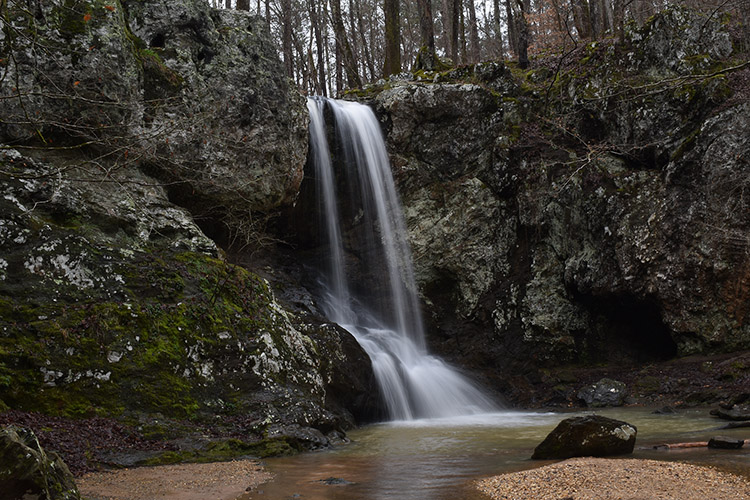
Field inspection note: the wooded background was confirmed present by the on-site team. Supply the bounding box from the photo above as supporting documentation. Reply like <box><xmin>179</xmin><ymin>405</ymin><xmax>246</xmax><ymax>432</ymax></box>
<box><xmin>216</xmin><ymin>0</ymin><xmax>748</xmax><ymax>96</ymax></box>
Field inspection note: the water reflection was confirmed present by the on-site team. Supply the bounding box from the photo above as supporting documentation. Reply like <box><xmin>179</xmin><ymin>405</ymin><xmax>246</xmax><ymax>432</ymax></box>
<box><xmin>243</xmin><ymin>408</ymin><xmax>749</xmax><ymax>500</ymax></box>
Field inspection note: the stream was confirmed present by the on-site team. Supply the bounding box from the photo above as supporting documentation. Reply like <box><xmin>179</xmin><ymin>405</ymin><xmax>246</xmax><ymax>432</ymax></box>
<box><xmin>242</xmin><ymin>408</ymin><xmax>749</xmax><ymax>500</ymax></box>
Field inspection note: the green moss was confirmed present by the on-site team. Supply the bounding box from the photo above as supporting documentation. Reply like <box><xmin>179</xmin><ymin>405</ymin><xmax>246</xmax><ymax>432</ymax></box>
<box><xmin>138</xmin><ymin>47</ymin><xmax>184</xmax><ymax>97</ymax></box>
<box><xmin>0</xmin><ymin>247</ymin><xmax>279</xmax><ymax>420</ymax></box>
<box><xmin>58</xmin><ymin>0</ymin><xmax>92</xmax><ymax>38</ymax></box>
<box><xmin>670</xmin><ymin>127</ymin><xmax>701</xmax><ymax>162</ymax></box>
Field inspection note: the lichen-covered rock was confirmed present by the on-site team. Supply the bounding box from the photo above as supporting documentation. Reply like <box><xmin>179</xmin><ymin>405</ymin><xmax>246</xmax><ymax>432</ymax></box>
<box><xmin>0</xmin><ymin>425</ymin><xmax>80</xmax><ymax>500</ymax></box>
<box><xmin>531</xmin><ymin>415</ymin><xmax>637</xmax><ymax>459</ymax></box>
<box><xmin>366</xmin><ymin>6</ymin><xmax>750</xmax><ymax>396</ymax></box>
<box><xmin>0</xmin><ymin>146</ymin><xmax>376</xmax><ymax>442</ymax></box>
<box><xmin>0</xmin><ymin>0</ymin><xmax>307</xmax><ymax>224</ymax></box>
<box><xmin>577</xmin><ymin>378</ymin><xmax>628</xmax><ymax>407</ymax></box>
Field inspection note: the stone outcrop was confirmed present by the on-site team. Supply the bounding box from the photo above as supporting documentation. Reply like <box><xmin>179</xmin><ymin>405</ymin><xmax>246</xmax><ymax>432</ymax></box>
<box><xmin>0</xmin><ymin>0</ymin><xmax>307</xmax><ymax>226</ymax></box>
<box><xmin>0</xmin><ymin>0</ymin><xmax>377</xmax><ymax>459</ymax></box>
<box><xmin>0</xmin><ymin>144</ymin><xmax>377</xmax><ymax>439</ymax></box>
<box><xmin>532</xmin><ymin>415</ymin><xmax>637</xmax><ymax>459</ymax></box>
<box><xmin>0</xmin><ymin>426</ymin><xmax>80</xmax><ymax>500</ymax></box>
<box><xmin>359</xmin><ymin>7</ymin><xmax>750</xmax><ymax>398</ymax></box>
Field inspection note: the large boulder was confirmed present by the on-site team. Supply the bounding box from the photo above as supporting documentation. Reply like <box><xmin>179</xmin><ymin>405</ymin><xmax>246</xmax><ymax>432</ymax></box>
<box><xmin>577</xmin><ymin>378</ymin><xmax>628</xmax><ymax>407</ymax></box>
<box><xmin>0</xmin><ymin>146</ymin><xmax>377</xmax><ymax>441</ymax></box>
<box><xmin>0</xmin><ymin>426</ymin><xmax>80</xmax><ymax>500</ymax></box>
<box><xmin>532</xmin><ymin>415</ymin><xmax>637</xmax><ymax>459</ymax></box>
<box><xmin>0</xmin><ymin>0</ymin><xmax>307</xmax><ymax>228</ymax></box>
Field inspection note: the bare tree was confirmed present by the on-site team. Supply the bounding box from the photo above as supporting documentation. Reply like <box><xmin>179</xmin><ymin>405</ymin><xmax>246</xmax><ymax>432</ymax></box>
<box><xmin>416</xmin><ymin>0</ymin><xmax>438</xmax><ymax>70</ymax></box>
<box><xmin>384</xmin><ymin>0</ymin><xmax>401</xmax><ymax>76</ymax></box>
<box><xmin>467</xmin><ymin>0</ymin><xmax>481</xmax><ymax>63</ymax></box>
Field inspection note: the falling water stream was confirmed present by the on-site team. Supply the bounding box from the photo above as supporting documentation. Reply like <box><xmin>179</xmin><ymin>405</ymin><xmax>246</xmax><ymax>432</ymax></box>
<box><xmin>242</xmin><ymin>99</ymin><xmax>750</xmax><ymax>500</ymax></box>
<box><xmin>305</xmin><ymin>97</ymin><xmax>497</xmax><ymax>420</ymax></box>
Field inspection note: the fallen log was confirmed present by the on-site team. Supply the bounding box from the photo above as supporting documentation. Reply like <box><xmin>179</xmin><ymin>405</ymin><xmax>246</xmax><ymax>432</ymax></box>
<box><xmin>652</xmin><ymin>441</ymin><xmax>708</xmax><ymax>450</ymax></box>
<box><xmin>652</xmin><ymin>438</ymin><xmax>749</xmax><ymax>450</ymax></box>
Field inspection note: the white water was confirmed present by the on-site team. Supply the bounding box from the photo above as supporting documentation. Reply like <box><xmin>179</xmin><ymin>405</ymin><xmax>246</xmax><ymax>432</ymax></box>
<box><xmin>306</xmin><ymin>97</ymin><xmax>498</xmax><ymax>421</ymax></box>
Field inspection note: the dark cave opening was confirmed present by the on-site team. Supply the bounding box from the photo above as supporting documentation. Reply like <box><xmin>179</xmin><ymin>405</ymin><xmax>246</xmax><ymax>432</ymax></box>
<box><xmin>574</xmin><ymin>293</ymin><xmax>678</xmax><ymax>364</ymax></box>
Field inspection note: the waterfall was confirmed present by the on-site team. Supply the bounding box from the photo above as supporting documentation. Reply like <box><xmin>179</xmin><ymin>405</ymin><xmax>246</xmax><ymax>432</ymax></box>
<box><xmin>306</xmin><ymin>97</ymin><xmax>497</xmax><ymax>421</ymax></box>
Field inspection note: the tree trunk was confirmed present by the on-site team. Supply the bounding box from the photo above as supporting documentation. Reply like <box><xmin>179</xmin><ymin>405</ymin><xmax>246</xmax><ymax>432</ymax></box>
<box><xmin>416</xmin><ymin>0</ymin><xmax>437</xmax><ymax>70</ymax></box>
<box><xmin>516</xmin><ymin>0</ymin><xmax>529</xmax><ymax>68</ymax></box>
<box><xmin>613</xmin><ymin>0</ymin><xmax>625</xmax><ymax>42</ymax></box>
<box><xmin>451</xmin><ymin>0</ymin><xmax>460</xmax><ymax>64</ymax></box>
<box><xmin>225</xmin><ymin>0</ymin><xmax>231</xmax><ymax>9</ymax></box>
<box><xmin>493</xmin><ymin>0</ymin><xmax>504</xmax><ymax>58</ymax></box>
<box><xmin>236</xmin><ymin>0</ymin><xmax>250</xmax><ymax>10</ymax></box>
<box><xmin>281</xmin><ymin>0</ymin><xmax>294</xmax><ymax>79</ymax></box>
<box><xmin>459</xmin><ymin>0</ymin><xmax>467</xmax><ymax>64</ymax></box>
<box><xmin>505</xmin><ymin>0</ymin><xmax>517</xmax><ymax>56</ymax></box>
<box><xmin>441</xmin><ymin>0</ymin><xmax>460</xmax><ymax>65</ymax></box>
<box><xmin>572</xmin><ymin>0</ymin><xmax>591</xmax><ymax>39</ymax></box>
<box><xmin>308</xmin><ymin>0</ymin><xmax>327</xmax><ymax>96</ymax></box>
<box><xmin>354</xmin><ymin>0</ymin><xmax>376</xmax><ymax>81</ymax></box>
<box><xmin>332</xmin><ymin>0</ymin><xmax>362</xmax><ymax>88</ymax></box>
<box><xmin>589</xmin><ymin>0</ymin><xmax>603</xmax><ymax>38</ymax></box>
<box><xmin>383</xmin><ymin>0</ymin><xmax>401</xmax><ymax>76</ymax></box>
<box><xmin>467</xmin><ymin>0</ymin><xmax>480</xmax><ymax>63</ymax></box>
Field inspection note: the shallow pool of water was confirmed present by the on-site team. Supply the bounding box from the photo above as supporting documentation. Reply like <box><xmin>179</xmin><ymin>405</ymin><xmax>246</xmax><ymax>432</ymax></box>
<box><xmin>243</xmin><ymin>408</ymin><xmax>750</xmax><ymax>500</ymax></box>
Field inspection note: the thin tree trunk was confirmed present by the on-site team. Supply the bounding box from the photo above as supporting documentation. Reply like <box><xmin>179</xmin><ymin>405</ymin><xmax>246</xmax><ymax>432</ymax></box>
<box><xmin>383</xmin><ymin>0</ymin><xmax>401</xmax><ymax>76</ymax></box>
<box><xmin>281</xmin><ymin>0</ymin><xmax>294</xmax><ymax>79</ymax></box>
<box><xmin>236</xmin><ymin>0</ymin><xmax>250</xmax><ymax>10</ymax></box>
<box><xmin>309</xmin><ymin>0</ymin><xmax>327</xmax><ymax>95</ymax></box>
<box><xmin>459</xmin><ymin>0</ymin><xmax>467</xmax><ymax>64</ymax></box>
<box><xmin>332</xmin><ymin>0</ymin><xmax>362</xmax><ymax>87</ymax></box>
<box><xmin>613</xmin><ymin>0</ymin><xmax>625</xmax><ymax>42</ymax></box>
<box><xmin>572</xmin><ymin>0</ymin><xmax>591</xmax><ymax>39</ymax></box>
<box><xmin>225</xmin><ymin>0</ymin><xmax>231</xmax><ymax>9</ymax></box>
<box><xmin>505</xmin><ymin>0</ymin><xmax>517</xmax><ymax>56</ymax></box>
<box><xmin>589</xmin><ymin>0</ymin><xmax>603</xmax><ymax>38</ymax></box>
<box><xmin>467</xmin><ymin>0</ymin><xmax>480</xmax><ymax>63</ymax></box>
<box><xmin>354</xmin><ymin>0</ymin><xmax>376</xmax><ymax>80</ymax></box>
<box><xmin>416</xmin><ymin>0</ymin><xmax>437</xmax><ymax>70</ymax></box>
<box><xmin>493</xmin><ymin>0</ymin><xmax>504</xmax><ymax>58</ymax></box>
<box><xmin>516</xmin><ymin>0</ymin><xmax>529</xmax><ymax>68</ymax></box>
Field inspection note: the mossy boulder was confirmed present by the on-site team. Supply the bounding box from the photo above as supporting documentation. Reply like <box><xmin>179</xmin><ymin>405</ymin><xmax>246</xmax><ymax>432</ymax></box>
<box><xmin>532</xmin><ymin>416</ymin><xmax>637</xmax><ymax>460</ymax></box>
<box><xmin>0</xmin><ymin>425</ymin><xmax>80</xmax><ymax>500</ymax></box>
<box><xmin>0</xmin><ymin>146</ymin><xmax>377</xmax><ymax>441</ymax></box>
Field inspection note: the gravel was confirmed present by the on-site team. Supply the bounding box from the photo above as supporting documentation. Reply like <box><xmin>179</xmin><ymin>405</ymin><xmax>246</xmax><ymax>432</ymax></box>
<box><xmin>476</xmin><ymin>457</ymin><xmax>750</xmax><ymax>500</ymax></box>
<box><xmin>77</xmin><ymin>460</ymin><xmax>273</xmax><ymax>500</ymax></box>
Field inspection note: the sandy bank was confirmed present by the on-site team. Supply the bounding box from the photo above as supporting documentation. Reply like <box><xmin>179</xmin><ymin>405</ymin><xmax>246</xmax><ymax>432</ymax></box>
<box><xmin>476</xmin><ymin>457</ymin><xmax>750</xmax><ymax>500</ymax></box>
<box><xmin>77</xmin><ymin>460</ymin><xmax>272</xmax><ymax>500</ymax></box>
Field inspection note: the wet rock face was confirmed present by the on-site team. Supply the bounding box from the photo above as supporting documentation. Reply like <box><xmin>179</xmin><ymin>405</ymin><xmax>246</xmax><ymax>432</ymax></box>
<box><xmin>370</xmin><ymin>7</ymin><xmax>750</xmax><ymax>383</ymax></box>
<box><xmin>532</xmin><ymin>416</ymin><xmax>637</xmax><ymax>460</ymax></box>
<box><xmin>0</xmin><ymin>426</ymin><xmax>80</xmax><ymax>500</ymax></box>
<box><xmin>0</xmin><ymin>0</ymin><xmax>307</xmax><ymax>225</ymax></box>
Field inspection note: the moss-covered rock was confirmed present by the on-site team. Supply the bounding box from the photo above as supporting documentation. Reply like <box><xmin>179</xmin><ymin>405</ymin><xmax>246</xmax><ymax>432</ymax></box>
<box><xmin>0</xmin><ymin>425</ymin><xmax>81</xmax><ymax>500</ymax></box>
<box><xmin>0</xmin><ymin>146</ymin><xmax>376</xmax><ymax>449</ymax></box>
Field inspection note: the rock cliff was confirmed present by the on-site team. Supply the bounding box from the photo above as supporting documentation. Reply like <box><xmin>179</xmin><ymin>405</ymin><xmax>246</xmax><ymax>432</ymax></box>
<box><xmin>360</xmin><ymin>7</ymin><xmax>750</xmax><ymax>402</ymax></box>
<box><xmin>0</xmin><ymin>0</ymin><xmax>377</xmax><ymax>458</ymax></box>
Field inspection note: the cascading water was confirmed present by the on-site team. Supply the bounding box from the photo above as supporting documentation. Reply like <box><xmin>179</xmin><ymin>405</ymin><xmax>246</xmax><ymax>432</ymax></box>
<box><xmin>306</xmin><ymin>97</ymin><xmax>497</xmax><ymax>421</ymax></box>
